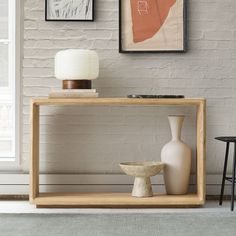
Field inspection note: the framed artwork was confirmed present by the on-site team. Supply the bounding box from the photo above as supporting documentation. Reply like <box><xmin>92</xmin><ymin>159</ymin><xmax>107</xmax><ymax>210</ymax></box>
<box><xmin>45</xmin><ymin>0</ymin><xmax>94</xmax><ymax>21</ymax></box>
<box><xmin>119</xmin><ymin>0</ymin><xmax>187</xmax><ymax>53</ymax></box>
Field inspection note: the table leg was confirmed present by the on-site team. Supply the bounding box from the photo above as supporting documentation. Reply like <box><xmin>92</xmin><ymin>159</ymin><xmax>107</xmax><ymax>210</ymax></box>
<box><xmin>220</xmin><ymin>142</ymin><xmax>229</xmax><ymax>205</ymax></box>
<box><xmin>231</xmin><ymin>143</ymin><xmax>236</xmax><ymax>211</ymax></box>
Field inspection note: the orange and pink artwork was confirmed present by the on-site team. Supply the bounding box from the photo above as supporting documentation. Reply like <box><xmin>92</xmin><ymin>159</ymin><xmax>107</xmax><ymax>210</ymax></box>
<box><xmin>120</xmin><ymin>0</ymin><xmax>186</xmax><ymax>52</ymax></box>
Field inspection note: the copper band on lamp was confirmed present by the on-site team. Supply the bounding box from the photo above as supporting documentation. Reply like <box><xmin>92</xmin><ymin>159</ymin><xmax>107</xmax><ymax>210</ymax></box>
<box><xmin>63</xmin><ymin>80</ymin><xmax>92</xmax><ymax>89</ymax></box>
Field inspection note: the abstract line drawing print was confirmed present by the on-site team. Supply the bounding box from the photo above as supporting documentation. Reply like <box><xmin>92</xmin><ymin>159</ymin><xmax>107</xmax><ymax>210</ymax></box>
<box><xmin>137</xmin><ymin>1</ymin><xmax>149</xmax><ymax>15</ymax></box>
<box><xmin>48</xmin><ymin>0</ymin><xmax>93</xmax><ymax>20</ymax></box>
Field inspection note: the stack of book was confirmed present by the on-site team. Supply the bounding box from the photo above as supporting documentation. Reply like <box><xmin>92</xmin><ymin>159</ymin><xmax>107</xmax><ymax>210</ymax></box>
<box><xmin>49</xmin><ymin>89</ymin><xmax>98</xmax><ymax>98</ymax></box>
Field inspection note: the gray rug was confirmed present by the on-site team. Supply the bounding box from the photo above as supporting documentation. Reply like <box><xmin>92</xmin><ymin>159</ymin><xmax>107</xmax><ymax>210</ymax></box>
<box><xmin>0</xmin><ymin>213</ymin><xmax>236</xmax><ymax>236</ymax></box>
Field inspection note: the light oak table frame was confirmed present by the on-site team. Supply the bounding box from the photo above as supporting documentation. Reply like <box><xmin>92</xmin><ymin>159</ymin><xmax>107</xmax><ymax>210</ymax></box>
<box><xmin>30</xmin><ymin>98</ymin><xmax>206</xmax><ymax>208</ymax></box>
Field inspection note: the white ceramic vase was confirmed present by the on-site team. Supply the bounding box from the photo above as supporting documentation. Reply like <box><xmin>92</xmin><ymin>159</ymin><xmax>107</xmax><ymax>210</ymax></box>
<box><xmin>161</xmin><ymin>115</ymin><xmax>191</xmax><ymax>195</ymax></box>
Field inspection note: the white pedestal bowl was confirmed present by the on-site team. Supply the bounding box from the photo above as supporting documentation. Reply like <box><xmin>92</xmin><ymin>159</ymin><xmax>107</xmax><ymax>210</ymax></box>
<box><xmin>119</xmin><ymin>162</ymin><xmax>164</xmax><ymax>197</ymax></box>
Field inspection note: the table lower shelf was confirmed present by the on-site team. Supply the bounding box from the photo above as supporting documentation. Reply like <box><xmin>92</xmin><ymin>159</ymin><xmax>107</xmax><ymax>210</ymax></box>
<box><xmin>33</xmin><ymin>193</ymin><xmax>204</xmax><ymax>208</ymax></box>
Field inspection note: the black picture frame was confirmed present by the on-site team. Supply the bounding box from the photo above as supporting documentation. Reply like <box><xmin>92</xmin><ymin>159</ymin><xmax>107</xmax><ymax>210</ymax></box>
<box><xmin>119</xmin><ymin>0</ymin><xmax>187</xmax><ymax>53</ymax></box>
<box><xmin>45</xmin><ymin>0</ymin><xmax>95</xmax><ymax>21</ymax></box>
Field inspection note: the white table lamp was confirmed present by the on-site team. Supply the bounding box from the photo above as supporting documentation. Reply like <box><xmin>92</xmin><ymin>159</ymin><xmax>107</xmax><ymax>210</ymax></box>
<box><xmin>55</xmin><ymin>49</ymin><xmax>99</xmax><ymax>89</ymax></box>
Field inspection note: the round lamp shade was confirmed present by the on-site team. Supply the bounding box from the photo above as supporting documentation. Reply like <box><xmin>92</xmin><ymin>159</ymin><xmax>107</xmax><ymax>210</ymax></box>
<box><xmin>55</xmin><ymin>49</ymin><xmax>99</xmax><ymax>81</ymax></box>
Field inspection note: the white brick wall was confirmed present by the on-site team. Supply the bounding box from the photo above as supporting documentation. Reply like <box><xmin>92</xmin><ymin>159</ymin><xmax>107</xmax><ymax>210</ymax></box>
<box><xmin>22</xmin><ymin>0</ymin><xmax>236</xmax><ymax>176</ymax></box>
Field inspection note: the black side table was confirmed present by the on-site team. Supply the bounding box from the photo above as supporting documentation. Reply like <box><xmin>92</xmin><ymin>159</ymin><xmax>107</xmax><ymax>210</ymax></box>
<box><xmin>215</xmin><ymin>136</ymin><xmax>236</xmax><ymax>211</ymax></box>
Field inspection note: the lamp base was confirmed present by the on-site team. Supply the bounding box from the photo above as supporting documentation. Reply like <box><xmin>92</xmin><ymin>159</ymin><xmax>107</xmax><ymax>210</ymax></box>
<box><xmin>63</xmin><ymin>80</ymin><xmax>92</xmax><ymax>89</ymax></box>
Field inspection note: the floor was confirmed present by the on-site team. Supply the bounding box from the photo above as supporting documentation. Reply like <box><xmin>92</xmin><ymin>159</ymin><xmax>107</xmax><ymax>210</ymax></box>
<box><xmin>0</xmin><ymin>200</ymin><xmax>233</xmax><ymax>213</ymax></box>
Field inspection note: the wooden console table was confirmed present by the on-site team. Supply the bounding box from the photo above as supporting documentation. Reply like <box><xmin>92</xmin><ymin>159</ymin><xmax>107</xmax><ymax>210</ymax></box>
<box><xmin>30</xmin><ymin>98</ymin><xmax>206</xmax><ymax>208</ymax></box>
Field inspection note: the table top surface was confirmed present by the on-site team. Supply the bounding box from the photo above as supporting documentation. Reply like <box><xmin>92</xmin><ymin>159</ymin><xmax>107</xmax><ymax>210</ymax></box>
<box><xmin>215</xmin><ymin>137</ymin><xmax>236</xmax><ymax>142</ymax></box>
<box><xmin>32</xmin><ymin>97</ymin><xmax>206</xmax><ymax>106</ymax></box>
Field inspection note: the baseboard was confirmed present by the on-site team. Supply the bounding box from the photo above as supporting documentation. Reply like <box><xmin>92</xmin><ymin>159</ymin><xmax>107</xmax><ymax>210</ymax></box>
<box><xmin>0</xmin><ymin>195</ymin><xmax>233</xmax><ymax>201</ymax></box>
<box><xmin>0</xmin><ymin>173</ymin><xmax>228</xmax><ymax>195</ymax></box>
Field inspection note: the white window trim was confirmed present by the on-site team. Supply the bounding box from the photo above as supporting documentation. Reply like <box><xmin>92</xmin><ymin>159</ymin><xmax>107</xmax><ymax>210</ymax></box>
<box><xmin>0</xmin><ymin>0</ymin><xmax>22</xmax><ymax>170</ymax></box>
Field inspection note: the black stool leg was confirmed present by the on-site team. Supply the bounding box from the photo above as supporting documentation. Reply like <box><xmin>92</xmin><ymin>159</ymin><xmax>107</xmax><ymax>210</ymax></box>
<box><xmin>231</xmin><ymin>143</ymin><xmax>236</xmax><ymax>211</ymax></box>
<box><xmin>220</xmin><ymin>142</ymin><xmax>229</xmax><ymax>205</ymax></box>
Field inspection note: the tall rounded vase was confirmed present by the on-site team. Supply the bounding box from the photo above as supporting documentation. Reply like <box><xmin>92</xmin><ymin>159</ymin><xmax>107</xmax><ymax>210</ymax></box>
<box><xmin>161</xmin><ymin>115</ymin><xmax>191</xmax><ymax>195</ymax></box>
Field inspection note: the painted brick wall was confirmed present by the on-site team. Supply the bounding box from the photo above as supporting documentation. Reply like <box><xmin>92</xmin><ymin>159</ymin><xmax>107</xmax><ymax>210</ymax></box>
<box><xmin>23</xmin><ymin>0</ymin><xmax>236</xmax><ymax>175</ymax></box>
